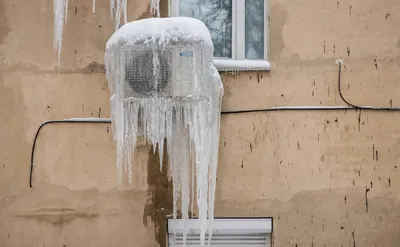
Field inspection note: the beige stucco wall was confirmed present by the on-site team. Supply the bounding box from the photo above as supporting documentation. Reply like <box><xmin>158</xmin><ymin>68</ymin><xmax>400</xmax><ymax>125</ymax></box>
<box><xmin>1</xmin><ymin>0</ymin><xmax>400</xmax><ymax>246</ymax></box>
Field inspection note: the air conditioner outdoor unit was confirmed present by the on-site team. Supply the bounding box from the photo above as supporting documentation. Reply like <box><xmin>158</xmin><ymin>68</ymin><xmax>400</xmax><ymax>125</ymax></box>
<box><xmin>121</xmin><ymin>43</ymin><xmax>206</xmax><ymax>136</ymax></box>
<box><xmin>106</xmin><ymin>17</ymin><xmax>216</xmax><ymax>103</ymax></box>
<box><xmin>123</xmin><ymin>46</ymin><xmax>198</xmax><ymax>98</ymax></box>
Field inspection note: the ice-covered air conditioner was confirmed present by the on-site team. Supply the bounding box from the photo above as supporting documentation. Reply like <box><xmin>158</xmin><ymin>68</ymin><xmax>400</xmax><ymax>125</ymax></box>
<box><xmin>105</xmin><ymin>17</ymin><xmax>224</xmax><ymax>247</ymax></box>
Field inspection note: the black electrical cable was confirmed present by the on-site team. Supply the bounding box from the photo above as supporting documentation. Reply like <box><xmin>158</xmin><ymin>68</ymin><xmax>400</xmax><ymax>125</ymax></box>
<box><xmin>337</xmin><ymin>63</ymin><xmax>400</xmax><ymax>111</ymax></box>
<box><xmin>28</xmin><ymin>62</ymin><xmax>400</xmax><ymax>187</ymax></box>
<box><xmin>29</xmin><ymin>119</ymin><xmax>111</xmax><ymax>187</ymax></box>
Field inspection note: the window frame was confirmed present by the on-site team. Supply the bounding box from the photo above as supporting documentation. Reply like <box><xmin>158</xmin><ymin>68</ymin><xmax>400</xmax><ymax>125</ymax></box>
<box><xmin>169</xmin><ymin>0</ymin><xmax>271</xmax><ymax>71</ymax></box>
<box><xmin>167</xmin><ymin>217</ymin><xmax>273</xmax><ymax>247</ymax></box>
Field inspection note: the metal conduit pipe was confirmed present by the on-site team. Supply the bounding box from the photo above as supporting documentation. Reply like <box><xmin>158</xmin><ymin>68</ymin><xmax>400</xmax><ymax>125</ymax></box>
<box><xmin>28</xmin><ymin>62</ymin><xmax>400</xmax><ymax>187</ymax></box>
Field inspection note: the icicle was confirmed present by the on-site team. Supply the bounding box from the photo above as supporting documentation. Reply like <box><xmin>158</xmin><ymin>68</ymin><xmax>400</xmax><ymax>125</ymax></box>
<box><xmin>110</xmin><ymin>0</ymin><xmax>115</xmax><ymax>20</ymax></box>
<box><xmin>115</xmin><ymin>0</ymin><xmax>122</xmax><ymax>30</ymax></box>
<box><xmin>124</xmin><ymin>0</ymin><xmax>128</xmax><ymax>24</ymax></box>
<box><xmin>65</xmin><ymin>0</ymin><xmax>68</xmax><ymax>22</ymax></box>
<box><xmin>207</xmin><ymin>76</ymin><xmax>223</xmax><ymax>246</ymax></box>
<box><xmin>109</xmin><ymin>0</ymin><xmax>129</xmax><ymax>31</ymax></box>
<box><xmin>180</xmin><ymin>119</ymin><xmax>190</xmax><ymax>246</ymax></box>
<box><xmin>150</xmin><ymin>0</ymin><xmax>160</xmax><ymax>17</ymax></box>
<box><xmin>54</xmin><ymin>0</ymin><xmax>68</xmax><ymax>72</ymax></box>
<box><xmin>171</xmin><ymin>107</ymin><xmax>182</xmax><ymax>225</ymax></box>
<box><xmin>190</xmin><ymin>138</ymin><xmax>195</xmax><ymax>219</ymax></box>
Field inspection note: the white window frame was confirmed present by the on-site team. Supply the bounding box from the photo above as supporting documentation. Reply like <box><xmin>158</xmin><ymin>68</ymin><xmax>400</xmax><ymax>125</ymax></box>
<box><xmin>169</xmin><ymin>0</ymin><xmax>271</xmax><ymax>71</ymax></box>
<box><xmin>167</xmin><ymin>218</ymin><xmax>273</xmax><ymax>247</ymax></box>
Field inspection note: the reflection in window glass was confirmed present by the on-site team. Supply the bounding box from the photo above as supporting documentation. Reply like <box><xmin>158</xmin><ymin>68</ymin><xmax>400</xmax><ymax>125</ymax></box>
<box><xmin>179</xmin><ymin>0</ymin><xmax>232</xmax><ymax>58</ymax></box>
<box><xmin>245</xmin><ymin>0</ymin><xmax>264</xmax><ymax>59</ymax></box>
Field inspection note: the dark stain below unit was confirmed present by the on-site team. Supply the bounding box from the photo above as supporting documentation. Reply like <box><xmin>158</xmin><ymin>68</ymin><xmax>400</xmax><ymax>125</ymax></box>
<box><xmin>80</xmin><ymin>61</ymin><xmax>106</xmax><ymax>74</ymax></box>
<box><xmin>143</xmin><ymin>143</ymin><xmax>173</xmax><ymax>247</ymax></box>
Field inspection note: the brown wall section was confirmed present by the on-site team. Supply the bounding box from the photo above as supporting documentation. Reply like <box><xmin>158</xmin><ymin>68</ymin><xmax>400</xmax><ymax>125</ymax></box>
<box><xmin>1</xmin><ymin>0</ymin><xmax>400</xmax><ymax>246</ymax></box>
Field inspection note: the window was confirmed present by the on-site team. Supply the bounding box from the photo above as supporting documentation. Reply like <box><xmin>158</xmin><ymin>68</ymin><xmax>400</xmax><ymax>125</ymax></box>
<box><xmin>169</xmin><ymin>0</ymin><xmax>270</xmax><ymax>71</ymax></box>
<box><xmin>167</xmin><ymin>218</ymin><xmax>273</xmax><ymax>247</ymax></box>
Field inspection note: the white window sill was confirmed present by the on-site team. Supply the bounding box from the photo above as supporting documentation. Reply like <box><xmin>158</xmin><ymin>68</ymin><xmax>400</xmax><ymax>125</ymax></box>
<box><xmin>213</xmin><ymin>59</ymin><xmax>271</xmax><ymax>71</ymax></box>
<box><xmin>168</xmin><ymin>218</ymin><xmax>272</xmax><ymax>234</ymax></box>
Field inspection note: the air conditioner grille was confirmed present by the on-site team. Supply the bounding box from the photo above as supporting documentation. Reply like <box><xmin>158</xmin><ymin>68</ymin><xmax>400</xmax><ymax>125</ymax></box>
<box><xmin>124</xmin><ymin>48</ymin><xmax>172</xmax><ymax>96</ymax></box>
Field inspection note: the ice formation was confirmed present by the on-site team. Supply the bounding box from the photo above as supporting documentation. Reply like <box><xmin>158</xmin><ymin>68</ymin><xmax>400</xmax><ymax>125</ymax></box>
<box><xmin>150</xmin><ymin>0</ymin><xmax>161</xmax><ymax>17</ymax></box>
<box><xmin>105</xmin><ymin>17</ymin><xmax>223</xmax><ymax>246</ymax></box>
<box><xmin>53</xmin><ymin>0</ymin><xmax>161</xmax><ymax>69</ymax></box>
<box><xmin>110</xmin><ymin>0</ymin><xmax>128</xmax><ymax>31</ymax></box>
<box><xmin>54</xmin><ymin>0</ymin><xmax>68</xmax><ymax>71</ymax></box>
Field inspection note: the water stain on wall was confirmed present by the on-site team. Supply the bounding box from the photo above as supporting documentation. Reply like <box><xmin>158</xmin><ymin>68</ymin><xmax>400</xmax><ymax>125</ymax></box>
<box><xmin>269</xmin><ymin>4</ymin><xmax>288</xmax><ymax>60</ymax></box>
<box><xmin>0</xmin><ymin>1</ymin><xmax>11</xmax><ymax>44</ymax></box>
<box><xmin>13</xmin><ymin>208</ymin><xmax>99</xmax><ymax>225</ymax></box>
<box><xmin>143</xmin><ymin>143</ymin><xmax>173</xmax><ymax>247</ymax></box>
<box><xmin>397</xmin><ymin>36</ymin><xmax>400</xmax><ymax>49</ymax></box>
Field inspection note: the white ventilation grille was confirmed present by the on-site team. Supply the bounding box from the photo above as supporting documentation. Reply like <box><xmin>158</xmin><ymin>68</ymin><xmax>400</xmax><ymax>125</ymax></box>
<box><xmin>167</xmin><ymin>218</ymin><xmax>272</xmax><ymax>247</ymax></box>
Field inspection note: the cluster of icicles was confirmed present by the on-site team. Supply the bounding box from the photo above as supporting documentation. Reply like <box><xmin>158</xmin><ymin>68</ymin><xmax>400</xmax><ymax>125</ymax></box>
<box><xmin>104</xmin><ymin>16</ymin><xmax>223</xmax><ymax>246</ymax></box>
<box><xmin>110</xmin><ymin>96</ymin><xmax>221</xmax><ymax>246</ymax></box>
<box><xmin>53</xmin><ymin>0</ymin><xmax>160</xmax><ymax>70</ymax></box>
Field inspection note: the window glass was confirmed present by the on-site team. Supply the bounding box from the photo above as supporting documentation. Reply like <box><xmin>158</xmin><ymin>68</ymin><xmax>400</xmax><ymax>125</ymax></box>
<box><xmin>179</xmin><ymin>0</ymin><xmax>233</xmax><ymax>58</ymax></box>
<box><xmin>245</xmin><ymin>0</ymin><xmax>264</xmax><ymax>59</ymax></box>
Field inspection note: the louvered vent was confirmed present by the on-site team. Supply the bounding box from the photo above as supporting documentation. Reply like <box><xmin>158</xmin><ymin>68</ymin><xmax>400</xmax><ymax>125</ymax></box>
<box><xmin>168</xmin><ymin>218</ymin><xmax>272</xmax><ymax>247</ymax></box>
<box><xmin>170</xmin><ymin>233</ymin><xmax>269</xmax><ymax>247</ymax></box>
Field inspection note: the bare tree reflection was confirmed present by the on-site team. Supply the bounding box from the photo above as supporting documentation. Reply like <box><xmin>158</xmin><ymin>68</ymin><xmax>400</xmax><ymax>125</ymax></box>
<box><xmin>180</xmin><ymin>0</ymin><xmax>232</xmax><ymax>58</ymax></box>
<box><xmin>245</xmin><ymin>0</ymin><xmax>264</xmax><ymax>59</ymax></box>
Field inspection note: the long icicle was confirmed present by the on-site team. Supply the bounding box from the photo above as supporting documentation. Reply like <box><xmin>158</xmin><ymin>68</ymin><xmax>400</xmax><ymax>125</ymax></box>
<box><xmin>54</xmin><ymin>0</ymin><xmax>68</xmax><ymax>72</ymax></box>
